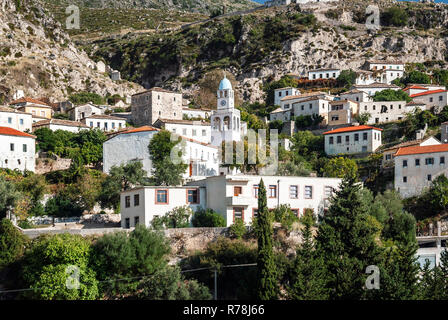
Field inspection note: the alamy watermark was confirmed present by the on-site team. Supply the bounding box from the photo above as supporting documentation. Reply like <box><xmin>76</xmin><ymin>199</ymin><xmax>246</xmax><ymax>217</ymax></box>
<box><xmin>66</xmin><ymin>5</ymin><xmax>80</xmax><ymax>30</ymax></box>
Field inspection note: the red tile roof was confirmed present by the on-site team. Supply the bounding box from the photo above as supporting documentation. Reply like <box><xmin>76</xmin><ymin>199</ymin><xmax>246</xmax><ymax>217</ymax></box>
<box><xmin>9</xmin><ymin>97</ymin><xmax>49</xmax><ymax>106</ymax></box>
<box><xmin>0</xmin><ymin>126</ymin><xmax>36</xmax><ymax>138</ymax></box>
<box><xmin>403</xmin><ymin>85</ymin><xmax>428</xmax><ymax>91</ymax></box>
<box><xmin>122</xmin><ymin>126</ymin><xmax>160</xmax><ymax>134</ymax></box>
<box><xmin>410</xmin><ymin>89</ymin><xmax>447</xmax><ymax>98</ymax></box>
<box><xmin>323</xmin><ymin>125</ymin><xmax>382</xmax><ymax>135</ymax></box>
<box><xmin>395</xmin><ymin>144</ymin><xmax>448</xmax><ymax>156</ymax></box>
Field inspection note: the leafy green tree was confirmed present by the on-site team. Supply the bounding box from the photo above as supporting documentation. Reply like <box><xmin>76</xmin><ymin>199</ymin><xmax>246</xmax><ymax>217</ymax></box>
<box><xmin>382</xmin><ymin>7</ymin><xmax>408</xmax><ymax>27</ymax></box>
<box><xmin>44</xmin><ymin>191</ymin><xmax>84</xmax><ymax>217</ymax></box>
<box><xmin>21</xmin><ymin>234</ymin><xmax>99</xmax><ymax>300</ymax></box>
<box><xmin>99</xmin><ymin>161</ymin><xmax>147</xmax><ymax>210</ymax></box>
<box><xmin>0</xmin><ymin>218</ymin><xmax>26</xmax><ymax>269</ymax></box>
<box><xmin>229</xmin><ymin>218</ymin><xmax>247</xmax><ymax>239</ymax></box>
<box><xmin>138</xmin><ymin>266</ymin><xmax>211</xmax><ymax>300</ymax></box>
<box><xmin>321</xmin><ymin>157</ymin><xmax>358</xmax><ymax>179</ymax></box>
<box><xmin>289</xmin><ymin>213</ymin><xmax>328</xmax><ymax>300</ymax></box>
<box><xmin>148</xmin><ymin>130</ymin><xmax>188</xmax><ymax>186</ymax></box>
<box><xmin>151</xmin><ymin>206</ymin><xmax>192</xmax><ymax>229</ymax></box>
<box><xmin>337</xmin><ymin>69</ymin><xmax>357</xmax><ymax>89</ymax></box>
<box><xmin>402</xmin><ymin>70</ymin><xmax>431</xmax><ymax>85</ymax></box>
<box><xmin>256</xmin><ymin>179</ymin><xmax>278</xmax><ymax>300</ymax></box>
<box><xmin>272</xmin><ymin>204</ymin><xmax>298</xmax><ymax>230</ymax></box>
<box><xmin>372</xmin><ymin>89</ymin><xmax>411</xmax><ymax>103</ymax></box>
<box><xmin>69</xmin><ymin>92</ymin><xmax>105</xmax><ymax>105</ymax></box>
<box><xmin>75</xmin><ymin>129</ymin><xmax>107</xmax><ymax>166</ymax></box>
<box><xmin>192</xmin><ymin>208</ymin><xmax>226</xmax><ymax>227</ymax></box>
<box><xmin>90</xmin><ymin>225</ymin><xmax>170</xmax><ymax>296</ymax></box>
<box><xmin>276</xmin><ymin>160</ymin><xmax>311</xmax><ymax>176</ymax></box>
<box><xmin>0</xmin><ymin>176</ymin><xmax>21</xmax><ymax>218</ymax></box>
<box><xmin>355</xmin><ymin>112</ymin><xmax>371</xmax><ymax>125</ymax></box>
<box><xmin>316</xmin><ymin>176</ymin><xmax>382</xmax><ymax>299</ymax></box>
<box><xmin>419</xmin><ymin>249</ymin><xmax>448</xmax><ymax>300</ymax></box>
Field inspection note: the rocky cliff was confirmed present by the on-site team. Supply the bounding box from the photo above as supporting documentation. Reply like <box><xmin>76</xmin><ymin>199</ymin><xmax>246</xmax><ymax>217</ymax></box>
<box><xmin>0</xmin><ymin>0</ymin><xmax>143</xmax><ymax>103</ymax></box>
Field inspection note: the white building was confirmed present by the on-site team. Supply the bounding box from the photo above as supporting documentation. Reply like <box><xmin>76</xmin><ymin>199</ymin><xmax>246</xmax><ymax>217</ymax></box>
<box><xmin>67</xmin><ymin>103</ymin><xmax>103</xmax><ymax>121</ymax></box>
<box><xmin>339</xmin><ymin>89</ymin><xmax>371</xmax><ymax>103</ymax></box>
<box><xmin>211</xmin><ymin>75</ymin><xmax>244</xmax><ymax>147</ymax></box>
<box><xmin>120</xmin><ymin>174</ymin><xmax>342</xmax><ymax>228</ymax></box>
<box><xmin>291</xmin><ymin>97</ymin><xmax>332</xmax><ymax>122</ymax></box>
<box><xmin>103</xmin><ymin>126</ymin><xmax>219</xmax><ymax>181</ymax></box>
<box><xmin>269</xmin><ymin>108</ymin><xmax>292</xmax><ymax>122</ymax></box>
<box><xmin>153</xmin><ymin>118</ymin><xmax>211</xmax><ymax>145</ymax></box>
<box><xmin>32</xmin><ymin>119</ymin><xmax>89</xmax><ymax>133</ymax></box>
<box><xmin>274</xmin><ymin>87</ymin><xmax>300</xmax><ymax>107</ymax></box>
<box><xmin>352</xmin><ymin>83</ymin><xmax>401</xmax><ymax>97</ymax></box>
<box><xmin>82</xmin><ymin>114</ymin><xmax>126</xmax><ymax>132</ymax></box>
<box><xmin>0</xmin><ymin>106</ymin><xmax>32</xmax><ymax>132</ymax></box>
<box><xmin>308</xmin><ymin>68</ymin><xmax>340</xmax><ymax>81</ymax></box>
<box><xmin>409</xmin><ymin>89</ymin><xmax>448</xmax><ymax>112</ymax></box>
<box><xmin>182</xmin><ymin>107</ymin><xmax>211</xmax><ymax>120</ymax></box>
<box><xmin>358</xmin><ymin>100</ymin><xmax>424</xmax><ymax>124</ymax></box>
<box><xmin>280</xmin><ymin>92</ymin><xmax>333</xmax><ymax>110</ymax></box>
<box><xmin>0</xmin><ymin>126</ymin><xmax>36</xmax><ymax>172</ymax></box>
<box><xmin>323</xmin><ymin>125</ymin><xmax>382</xmax><ymax>155</ymax></box>
<box><xmin>394</xmin><ymin>143</ymin><xmax>448</xmax><ymax>198</ymax></box>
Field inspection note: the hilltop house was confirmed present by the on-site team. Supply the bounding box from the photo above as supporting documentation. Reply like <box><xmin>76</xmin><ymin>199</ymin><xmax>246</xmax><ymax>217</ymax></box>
<box><xmin>274</xmin><ymin>87</ymin><xmax>300</xmax><ymax>107</ymax></box>
<box><xmin>409</xmin><ymin>89</ymin><xmax>448</xmax><ymax>112</ymax></box>
<box><xmin>359</xmin><ymin>100</ymin><xmax>424</xmax><ymax>125</ymax></box>
<box><xmin>308</xmin><ymin>68</ymin><xmax>340</xmax><ymax>81</ymax></box>
<box><xmin>323</xmin><ymin>125</ymin><xmax>382</xmax><ymax>155</ymax></box>
<box><xmin>120</xmin><ymin>174</ymin><xmax>342</xmax><ymax>228</ymax></box>
<box><xmin>0</xmin><ymin>106</ymin><xmax>32</xmax><ymax>132</ymax></box>
<box><xmin>0</xmin><ymin>127</ymin><xmax>36</xmax><ymax>172</ymax></box>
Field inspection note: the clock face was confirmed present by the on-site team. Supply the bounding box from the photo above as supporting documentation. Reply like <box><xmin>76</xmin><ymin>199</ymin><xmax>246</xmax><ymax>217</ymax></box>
<box><xmin>221</xmin><ymin>100</ymin><xmax>227</xmax><ymax>106</ymax></box>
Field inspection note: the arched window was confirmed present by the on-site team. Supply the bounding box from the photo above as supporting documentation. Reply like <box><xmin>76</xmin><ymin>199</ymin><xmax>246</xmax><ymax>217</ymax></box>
<box><xmin>213</xmin><ymin>117</ymin><xmax>221</xmax><ymax>131</ymax></box>
<box><xmin>233</xmin><ymin>116</ymin><xmax>236</xmax><ymax>130</ymax></box>
<box><xmin>223</xmin><ymin>116</ymin><xmax>230</xmax><ymax>131</ymax></box>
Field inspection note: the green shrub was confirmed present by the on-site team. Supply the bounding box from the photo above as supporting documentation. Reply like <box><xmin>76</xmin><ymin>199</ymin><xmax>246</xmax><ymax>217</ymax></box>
<box><xmin>191</xmin><ymin>208</ymin><xmax>226</xmax><ymax>227</ymax></box>
<box><xmin>229</xmin><ymin>218</ymin><xmax>246</xmax><ymax>239</ymax></box>
<box><xmin>0</xmin><ymin>218</ymin><xmax>26</xmax><ymax>269</ymax></box>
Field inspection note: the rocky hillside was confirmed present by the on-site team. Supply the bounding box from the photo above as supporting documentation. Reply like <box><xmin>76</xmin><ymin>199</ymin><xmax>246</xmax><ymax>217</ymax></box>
<box><xmin>81</xmin><ymin>0</ymin><xmax>448</xmax><ymax>105</ymax></box>
<box><xmin>0</xmin><ymin>0</ymin><xmax>143</xmax><ymax>104</ymax></box>
<box><xmin>45</xmin><ymin>0</ymin><xmax>259</xmax><ymax>15</ymax></box>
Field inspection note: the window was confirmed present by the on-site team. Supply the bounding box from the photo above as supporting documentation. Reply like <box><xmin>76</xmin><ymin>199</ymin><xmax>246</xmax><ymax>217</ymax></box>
<box><xmin>125</xmin><ymin>218</ymin><xmax>130</xmax><ymax>229</ymax></box>
<box><xmin>104</xmin><ymin>122</ymin><xmax>108</xmax><ymax>130</ymax></box>
<box><xmin>253</xmin><ymin>185</ymin><xmax>259</xmax><ymax>198</ymax></box>
<box><xmin>253</xmin><ymin>208</ymin><xmax>258</xmax><ymax>218</ymax></box>
<box><xmin>134</xmin><ymin>216</ymin><xmax>140</xmax><ymax>226</ymax></box>
<box><xmin>125</xmin><ymin>196</ymin><xmax>130</xmax><ymax>208</ymax></box>
<box><xmin>192</xmin><ymin>129</ymin><xmax>197</xmax><ymax>136</ymax></box>
<box><xmin>304</xmin><ymin>186</ymin><xmax>313</xmax><ymax>199</ymax></box>
<box><xmin>415</xmin><ymin>159</ymin><xmax>420</xmax><ymax>167</ymax></box>
<box><xmin>234</xmin><ymin>186</ymin><xmax>242</xmax><ymax>196</ymax></box>
<box><xmin>324</xmin><ymin>186</ymin><xmax>333</xmax><ymax>198</ymax></box>
<box><xmin>440</xmin><ymin>95</ymin><xmax>443</xmax><ymax>101</ymax></box>
<box><xmin>269</xmin><ymin>185</ymin><xmax>277</xmax><ymax>198</ymax></box>
<box><xmin>289</xmin><ymin>185</ymin><xmax>298</xmax><ymax>199</ymax></box>
<box><xmin>430</xmin><ymin>97</ymin><xmax>433</xmax><ymax>102</ymax></box>
<box><xmin>337</xmin><ymin>136</ymin><xmax>341</xmax><ymax>144</ymax></box>
<box><xmin>309</xmin><ymin>104</ymin><xmax>312</xmax><ymax>110</ymax></box>
<box><xmin>329</xmin><ymin>137</ymin><xmax>334</xmax><ymax>144</ymax></box>
<box><xmin>8</xmin><ymin>117</ymin><xmax>12</xmax><ymax>124</ymax></box>
<box><xmin>441</xmin><ymin>157</ymin><xmax>445</xmax><ymax>164</ymax></box>
<box><xmin>20</xmin><ymin>119</ymin><xmax>24</xmax><ymax>125</ymax></box>
<box><xmin>428</xmin><ymin>174</ymin><xmax>432</xmax><ymax>181</ymax></box>
<box><xmin>40</xmin><ymin>111</ymin><xmax>45</xmax><ymax>117</ymax></box>
<box><xmin>345</xmin><ymin>135</ymin><xmax>350</xmax><ymax>143</ymax></box>
<box><xmin>362</xmin><ymin>146</ymin><xmax>367</xmax><ymax>152</ymax></box>
<box><xmin>10</xmin><ymin>143</ymin><xmax>14</xmax><ymax>151</ymax></box>
<box><xmin>233</xmin><ymin>207</ymin><xmax>244</xmax><ymax>222</ymax></box>
<box><xmin>202</xmin><ymin>129</ymin><xmax>206</xmax><ymax>136</ymax></box>
<box><xmin>156</xmin><ymin>189</ymin><xmax>168</xmax><ymax>204</ymax></box>
<box><xmin>363</xmin><ymin>132</ymin><xmax>368</xmax><ymax>140</ymax></box>
<box><xmin>183</xmin><ymin>128</ymin><xmax>187</xmax><ymax>135</ymax></box>
<box><xmin>403</xmin><ymin>160</ymin><xmax>408</xmax><ymax>168</ymax></box>
<box><xmin>354</xmin><ymin>133</ymin><xmax>359</xmax><ymax>141</ymax></box>
<box><xmin>112</xmin><ymin>122</ymin><xmax>115</xmax><ymax>129</ymax></box>
<box><xmin>278</xmin><ymin>92</ymin><xmax>282</xmax><ymax>97</ymax></box>
<box><xmin>403</xmin><ymin>176</ymin><xmax>407</xmax><ymax>183</ymax></box>
<box><xmin>385</xmin><ymin>154</ymin><xmax>392</xmax><ymax>160</ymax></box>
<box><xmin>291</xmin><ymin>209</ymin><xmax>300</xmax><ymax>217</ymax></box>
<box><xmin>425</xmin><ymin>158</ymin><xmax>434</xmax><ymax>165</ymax></box>
<box><xmin>97</xmin><ymin>122</ymin><xmax>100</xmax><ymax>128</ymax></box>
<box><xmin>90</xmin><ymin>121</ymin><xmax>93</xmax><ymax>127</ymax></box>
<box><xmin>23</xmin><ymin>144</ymin><xmax>27</xmax><ymax>152</ymax></box>
<box><xmin>134</xmin><ymin>194</ymin><xmax>139</xmax><ymax>206</ymax></box>
<box><xmin>187</xmin><ymin>189</ymin><xmax>199</xmax><ymax>204</ymax></box>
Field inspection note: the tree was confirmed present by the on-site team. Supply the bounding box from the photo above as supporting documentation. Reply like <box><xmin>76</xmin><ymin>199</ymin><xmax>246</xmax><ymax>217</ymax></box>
<box><xmin>316</xmin><ymin>176</ymin><xmax>382</xmax><ymax>299</ymax></box>
<box><xmin>69</xmin><ymin>92</ymin><xmax>105</xmax><ymax>105</ymax></box>
<box><xmin>272</xmin><ymin>204</ymin><xmax>298</xmax><ymax>230</ymax></box>
<box><xmin>0</xmin><ymin>176</ymin><xmax>21</xmax><ymax>218</ymax></box>
<box><xmin>151</xmin><ymin>206</ymin><xmax>192</xmax><ymax>229</ymax></box>
<box><xmin>192</xmin><ymin>208</ymin><xmax>226</xmax><ymax>227</ymax></box>
<box><xmin>321</xmin><ymin>157</ymin><xmax>358</xmax><ymax>179</ymax></box>
<box><xmin>0</xmin><ymin>218</ymin><xmax>26</xmax><ymax>269</ymax></box>
<box><xmin>402</xmin><ymin>70</ymin><xmax>431</xmax><ymax>85</ymax></box>
<box><xmin>229</xmin><ymin>218</ymin><xmax>247</xmax><ymax>239</ymax></box>
<box><xmin>99</xmin><ymin>161</ymin><xmax>147</xmax><ymax>210</ymax></box>
<box><xmin>137</xmin><ymin>266</ymin><xmax>211</xmax><ymax>300</ymax></box>
<box><xmin>382</xmin><ymin>7</ymin><xmax>408</xmax><ymax>27</ymax></box>
<box><xmin>289</xmin><ymin>213</ymin><xmax>328</xmax><ymax>300</ymax></box>
<box><xmin>337</xmin><ymin>69</ymin><xmax>357</xmax><ymax>89</ymax></box>
<box><xmin>355</xmin><ymin>112</ymin><xmax>371</xmax><ymax>125</ymax></box>
<box><xmin>256</xmin><ymin>179</ymin><xmax>278</xmax><ymax>300</ymax></box>
<box><xmin>90</xmin><ymin>225</ymin><xmax>170</xmax><ymax>296</ymax></box>
<box><xmin>148</xmin><ymin>130</ymin><xmax>188</xmax><ymax>186</ymax></box>
<box><xmin>420</xmin><ymin>249</ymin><xmax>448</xmax><ymax>300</ymax></box>
<box><xmin>372</xmin><ymin>89</ymin><xmax>411</xmax><ymax>103</ymax></box>
<box><xmin>21</xmin><ymin>234</ymin><xmax>99</xmax><ymax>300</ymax></box>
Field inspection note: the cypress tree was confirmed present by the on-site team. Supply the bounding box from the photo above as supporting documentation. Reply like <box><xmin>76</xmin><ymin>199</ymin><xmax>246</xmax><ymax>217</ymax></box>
<box><xmin>420</xmin><ymin>249</ymin><xmax>448</xmax><ymax>300</ymax></box>
<box><xmin>256</xmin><ymin>179</ymin><xmax>278</xmax><ymax>300</ymax></box>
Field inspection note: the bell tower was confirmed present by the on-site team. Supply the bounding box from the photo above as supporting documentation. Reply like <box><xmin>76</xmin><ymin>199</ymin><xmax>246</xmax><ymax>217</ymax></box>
<box><xmin>217</xmin><ymin>74</ymin><xmax>234</xmax><ymax>110</ymax></box>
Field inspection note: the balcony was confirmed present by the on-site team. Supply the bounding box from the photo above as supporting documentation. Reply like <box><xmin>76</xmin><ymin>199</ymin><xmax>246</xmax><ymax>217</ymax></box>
<box><xmin>226</xmin><ymin>196</ymin><xmax>252</xmax><ymax>206</ymax></box>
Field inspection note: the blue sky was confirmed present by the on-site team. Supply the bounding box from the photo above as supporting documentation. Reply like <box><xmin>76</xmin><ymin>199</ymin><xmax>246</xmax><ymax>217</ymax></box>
<box><xmin>252</xmin><ymin>0</ymin><xmax>448</xmax><ymax>3</ymax></box>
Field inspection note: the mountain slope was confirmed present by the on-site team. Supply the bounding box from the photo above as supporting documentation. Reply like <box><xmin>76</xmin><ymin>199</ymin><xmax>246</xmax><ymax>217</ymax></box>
<box><xmin>0</xmin><ymin>0</ymin><xmax>143</xmax><ymax>103</ymax></box>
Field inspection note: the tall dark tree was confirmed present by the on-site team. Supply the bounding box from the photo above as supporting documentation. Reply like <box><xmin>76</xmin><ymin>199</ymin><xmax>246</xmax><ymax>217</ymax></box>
<box><xmin>256</xmin><ymin>179</ymin><xmax>278</xmax><ymax>300</ymax></box>
<box><xmin>316</xmin><ymin>175</ymin><xmax>382</xmax><ymax>299</ymax></box>
<box><xmin>420</xmin><ymin>249</ymin><xmax>448</xmax><ymax>300</ymax></box>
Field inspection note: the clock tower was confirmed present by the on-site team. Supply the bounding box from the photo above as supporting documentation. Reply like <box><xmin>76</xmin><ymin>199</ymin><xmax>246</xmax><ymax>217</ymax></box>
<box><xmin>211</xmin><ymin>74</ymin><xmax>242</xmax><ymax>147</ymax></box>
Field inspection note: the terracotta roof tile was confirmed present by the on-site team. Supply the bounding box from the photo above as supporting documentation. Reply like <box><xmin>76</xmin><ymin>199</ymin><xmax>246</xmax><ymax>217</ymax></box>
<box><xmin>9</xmin><ymin>97</ymin><xmax>49</xmax><ymax>106</ymax></box>
<box><xmin>323</xmin><ymin>125</ymin><xmax>382</xmax><ymax>135</ymax></box>
<box><xmin>410</xmin><ymin>89</ymin><xmax>447</xmax><ymax>98</ymax></box>
<box><xmin>395</xmin><ymin>144</ymin><xmax>448</xmax><ymax>156</ymax></box>
<box><xmin>0</xmin><ymin>126</ymin><xmax>35</xmax><ymax>138</ymax></box>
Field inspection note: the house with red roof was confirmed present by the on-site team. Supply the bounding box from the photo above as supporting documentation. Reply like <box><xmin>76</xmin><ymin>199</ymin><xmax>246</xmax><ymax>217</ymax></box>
<box><xmin>409</xmin><ymin>89</ymin><xmax>448</xmax><ymax>111</ymax></box>
<box><xmin>0</xmin><ymin>126</ymin><xmax>36</xmax><ymax>172</ymax></box>
<box><xmin>103</xmin><ymin>126</ymin><xmax>219</xmax><ymax>181</ymax></box>
<box><xmin>394</xmin><ymin>143</ymin><xmax>448</xmax><ymax>198</ymax></box>
<box><xmin>323</xmin><ymin>125</ymin><xmax>382</xmax><ymax>155</ymax></box>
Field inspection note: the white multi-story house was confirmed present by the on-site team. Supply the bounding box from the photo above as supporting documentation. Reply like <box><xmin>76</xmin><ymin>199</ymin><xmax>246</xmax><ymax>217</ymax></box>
<box><xmin>103</xmin><ymin>126</ymin><xmax>219</xmax><ymax>181</ymax></box>
<box><xmin>357</xmin><ymin>100</ymin><xmax>424</xmax><ymax>124</ymax></box>
<box><xmin>274</xmin><ymin>87</ymin><xmax>300</xmax><ymax>107</ymax></box>
<box><xmin>291</xmin><ymin>97</ymin><xmax>332</xmax><ymax>124</ymax></box>
<box><xmin>367</xmin><ymin>60</ymin><xmax>405</xmax><ymax>72</ymax></box>
<box><xmin>32</xmin><ymin>119</ymin><xmax>89</xmax><ymax>133</ymax></box>
<box><xmin>153</xmin><ymin>118</ymin><xmax>211</xmax><ymax>145</ymax></box>
<box><xmin>67</xmin><ymin>103</ymin><xmax>103</xmax><ymax>121</ymax></box>
<box><xmin>409</xmin><ymin>89</ymin><xmax>448</xmax><ymax>112</ymax></box>
<box><xmin>280</xmin><ymin>92</ymin><xmax>333</xmax><ymax>110</ymax></box>
<box><xmin>82</xmin><ymin>114</ymin><xmax>126</xmax><ymax>132</ymax></box>
<box><xmin>339</xmin><ymin>89</ymin><xmax>371</xmax><ymax>103</ymax></box>
<box><xmin>120</xmin><ymin>174</ymin><xmax>342</xmax><ymax>228</ymax></box>
<box><xmin>323</xmin><ymin>125</ymin><xmax>382</xmax><ymax>155</ymax></box>
<box><xmin>394</xmin><ymin>143</ymin><xmax>448</xmax><ymax>198</ymax></box>
<box><xmin>0</xmin><ymin>106</ymin><xmax>32</xmax><ymax>132</ymax></box>
<box><xmin>0</xmin><ymin>126</ymin><xmax>36</xmax><ymax>172</ymax></box>
<box><xmin>352</xmin><ymin>83</ymin><xmax>401</xmax><ymax>97</ymax></box>
<box><xmin>308</xmin><ymin>68</ymin><xmax>340</xmax><ymax>81</ymax></box>
<box><xmin>327</xmin><ymin>100</ymin><xmax>359</xmax><ymax>126</ymax></box>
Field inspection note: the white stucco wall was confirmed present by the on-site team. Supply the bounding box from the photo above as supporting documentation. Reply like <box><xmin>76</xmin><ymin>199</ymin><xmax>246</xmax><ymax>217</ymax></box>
<box><xmin>0</xmin><ymin>134</ymin><xmax>35</xmax><ymax>172</ymax></box>
<box><xmin>0</xmin><ymin>111</ymin><xmax>32</xmax><ymax>132</ymax></box>
<box><xmin>324</xmin><ymin>128</ymin><xmax>382</xmax><ymax>155</ymax></box>
<box><xmin>84</xmin><ymin>117</ymin><xmax>126</xmax><ymax>132</ymax></box>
